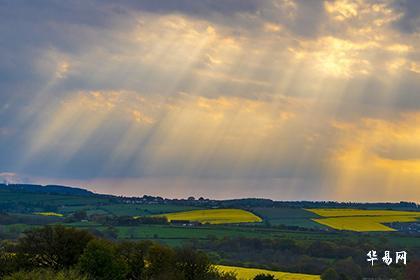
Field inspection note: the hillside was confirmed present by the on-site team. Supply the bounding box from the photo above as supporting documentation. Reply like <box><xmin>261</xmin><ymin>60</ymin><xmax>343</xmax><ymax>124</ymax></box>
<box><xmin>0</xmin><ymin>183</ymin><xmax>95</xmax><ymax>196</ymax></box>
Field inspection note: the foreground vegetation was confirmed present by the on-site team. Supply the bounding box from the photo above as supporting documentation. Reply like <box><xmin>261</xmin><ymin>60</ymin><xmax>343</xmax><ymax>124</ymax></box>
<box><xmin>0</xmin><ymin>225</ymin><xmax>326</xmax><ymax>280</ymax></box>
<box><xmin>0</xmin><ymin>225</ymin><xmax>238</xmax><ymax>280</ymax></box>
<box><xmin>1</xmin><ymin>225</ymin><xmax>419</xmax><ymax>279</ymax></box>
<box><xmin>159</xmin><ymin>209</ymin><xmax>262</xmax><ymax>224</ymax></box>
<box><xmin>308</xmin><ymin>209</ymin><xmax>420</xmax><ymax>232</ymax></box>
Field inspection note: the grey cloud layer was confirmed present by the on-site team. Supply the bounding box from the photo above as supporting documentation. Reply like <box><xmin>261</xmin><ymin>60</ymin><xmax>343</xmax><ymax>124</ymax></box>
<box><xmin>0</xmin><ymin>1</ymin><xmax>419</xmax><ymax>200</ymax></box>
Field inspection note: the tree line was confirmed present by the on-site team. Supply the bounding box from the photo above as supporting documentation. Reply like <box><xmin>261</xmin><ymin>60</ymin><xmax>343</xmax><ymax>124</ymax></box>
<box><xmin>196</xmin><ymin>236</ymin><xmax>420</xmax><ymax>279</ymax></box>
<box><xmin>0</xmin><ymin>225</ymin><xmax>276</xmax><ymax>280</ymax></box>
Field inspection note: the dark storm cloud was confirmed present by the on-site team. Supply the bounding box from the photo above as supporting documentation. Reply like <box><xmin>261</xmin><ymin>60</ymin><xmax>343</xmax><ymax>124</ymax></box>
<box><xmin>392</xmin><ymin>0</ymin><xmax>420</xmax><ymax>33</ymax></box>
<box><xmin>113</xmin><ymin>0</ymin><xmax>260</xmax><ymax>16</ymax></box>
<box><xmin>109</xmin><ymin>0</ymin><xmax>327</xmax><ymax>37</ymax></box>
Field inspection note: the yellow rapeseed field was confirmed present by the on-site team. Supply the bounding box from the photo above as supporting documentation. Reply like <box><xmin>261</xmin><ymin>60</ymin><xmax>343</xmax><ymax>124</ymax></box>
<box><xmin>159</xmin><ymin>209</ymin><xmax>262</xmax><ymax>224</ymax></box>
<box><xmin>215</xmin><ymin>265</ymin><xmax>320</xmax><ymax>280</ymax></box>
<box><xmin>34</xmin><ymin>212</ymin><xmax>64</xmax><ymax>217</ymax></box>
<box><xmin>307</xmin><ymin>209</ymin><xmax>420</xmax><ymax>232</ymax></box>
<box><xmin>307</xmin><ymin>209</ymin><xmax>420</xmax><ymax>217</ymax></box>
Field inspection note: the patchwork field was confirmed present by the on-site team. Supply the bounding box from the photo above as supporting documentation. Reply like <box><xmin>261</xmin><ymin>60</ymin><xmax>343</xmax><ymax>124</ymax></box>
<box><xmin>159</xmin><ymin>209</ymin><xmax>262</xmax><ymax>224</ymax></box>
<box><xmin>216</xmin><ymin>265</ymin><xmax>320</xmax><ymax>280</ymax></box>
<box><xmin>307</xmin><ymin>209</ymin><xmax>420</xmax><ymax>232</ymax></box>
<box><xmin>62</xmin><ymin>204</ymin><xmax>202</xmax><ymax>216</ymax></box>
<box><xmin>251</xmin><ymin>207</ymin><xmax>327</xmax><ymax>228</ymax></box>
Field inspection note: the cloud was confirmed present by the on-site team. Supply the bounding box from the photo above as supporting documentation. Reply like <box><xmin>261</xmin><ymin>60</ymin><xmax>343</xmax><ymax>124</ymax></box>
<box><xmin>0</xmin><ymin>0</ymin><xmax>419</xmax><ymax>201</ymax></box>
<box><xmin>392</xmin><ymin>0</ymin><xmax>420</xmax><ymax>33</ymax></box>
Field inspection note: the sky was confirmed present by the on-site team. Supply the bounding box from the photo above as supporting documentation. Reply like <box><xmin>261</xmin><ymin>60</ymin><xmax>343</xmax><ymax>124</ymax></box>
<box><xmin>0</xmin><ymin>0</ymin><xmax>419</xmax><ymax>201</ymax></box>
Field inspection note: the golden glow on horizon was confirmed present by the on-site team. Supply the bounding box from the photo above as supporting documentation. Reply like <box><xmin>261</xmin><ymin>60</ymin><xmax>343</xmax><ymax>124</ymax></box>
<box><xmin>331</xmin><ymin>114</ymin><xmax>420</xmax><ymax>200</ymax></box>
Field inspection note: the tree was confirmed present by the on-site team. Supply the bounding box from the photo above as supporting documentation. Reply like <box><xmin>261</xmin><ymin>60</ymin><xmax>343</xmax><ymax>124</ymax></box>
<box><xmin>334</xmin><ymin>257</ymin><xmax>362</xmax><ymax>279</ymax></box>
<box><xmin>103</xmin><ymin>226</ymin><xmax>118</xmax><ymax>240</ymax></box>
<box><xmin>146</xmin><ymin>244</ymin><xmax>178</xmax><ymax>279</ymax></box>
<box><xmin>321</xmin><ymin>268</ymin><xmax>340</xmax><ymax>280</ymax></box>
<box><xmin>78</xmin><ymin>239</ymin><xmax>128</xmax><ymax>280</ymax></box>
<box><xmin>253</xmin><ymin>274</ymin><xmax>276</xmax><ymax>280</ymax></box>
<box><xmin>73</xmin><ymin>210</ymin><xmax>87</xmax><ymax>221</ymax></box>
<box><xmin>15</xmin><ymin>225</ymin><xmax>93</xmax><ymax>269</ymax></box>
<box><xmin>175</xmin><ymin>247</ymin><xmax>213</xmax><ymax>280</ymax></box>
<box><xmin>117</xmin><ymin>241</ymin><xmax>148</xmax><ymax>280</ymax></box>
<box><xmin>406</xmin><ymin>260</ymin><xmax>420</xmax><ymax>280</ymax></box>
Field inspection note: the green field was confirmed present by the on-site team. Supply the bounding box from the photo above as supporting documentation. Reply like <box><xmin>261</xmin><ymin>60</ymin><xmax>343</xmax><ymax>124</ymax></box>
<box><xmin>2</xmin><ymin>221</ymin><xmax>417</xmax><ymax>248</ymax></box>
<box><xmin>60</xmin><ymin>203</ymin><xmax>203</xmax><ymax>216</ymax></box>
<box><xmin>216</xmin><ymin>265</ymin><xmax>320</xmax><ymax>280</ymax></box>
<box><xmin>307</xmin><ymin>209</ymin><xmax>420</xmax><ymax>232</ymax></box>
<box><xmin>251</xmin><ymin>207</ymin><xmax>326</xmax><ymax>228</ymax></box>
<box><xmin>159</xmin><ymin>209</ymin><xmax>262</xmax><ymax>224</ymax></box>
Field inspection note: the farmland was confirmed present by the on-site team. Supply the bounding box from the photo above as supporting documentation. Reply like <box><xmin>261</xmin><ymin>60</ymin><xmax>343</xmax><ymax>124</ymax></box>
<box><xmin>251</xmin><ymin>207</ymin><xmax>327</xmax><ymax>228</ymax></box>
<box><xmin>3</xmin><ymin>221</ymin><xmax>418</xmax><ymax>249</ymax></box>
<box><xmin>62</xmin><ymin>204</ymin><xmax>202</xmax><ymax>216</ymax></box>
<box><xmin>307</xmin><ymin>209</ymin><xmax>420</xmax><ymax>232</ymax></box>
<box><xmin>215</xmin><ymin>265</ymin><xmax>320</xmax><ymax>280</ymax></box>
<box><xmin>0</xmin><ymin>185</ymin><xmax>419</xmax><ymax>279</ymax></box>
<box><xmin>159</xmin><ymin>209</ymin><xmax>262</xmax><ymax>224</ymax></box>
<box><xmin>307</xmin><ymin>209</ymin><xmax>420</xmax><ymax>217</ymax></box>
<box><xmin>34</xmin><ymin>212</ymin><xmax>64</xmax><ymax>217</ymax></box>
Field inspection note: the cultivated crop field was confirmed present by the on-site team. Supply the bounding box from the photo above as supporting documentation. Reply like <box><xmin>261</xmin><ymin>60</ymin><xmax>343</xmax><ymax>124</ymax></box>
<box><xmin>34</xmin><ymin>212</ymin><xmax>64</xmax><ymax>217</ymax></box>
<box><xmin>216</xmin><ymin>265</ymin><xmax>320</xmax><ymax>280</ymax></box>
<box><xmin>159</xmin><ymin>209</ymin><xmax>262</xmax><ymax>224</ymax></box>
<box><xmin>61</xmin><ymin>204</ymin><xmax>203</xmax><ymax>216</ymax></box>
<box><xmin>251</xmin><ymin>207</ymin><xmax>327</xmax><ymax>228</ymax></box>
<box><xmin>307</xmin><ymin>209</ymin><xmax>420</xmax><ymax>232</ymax></box>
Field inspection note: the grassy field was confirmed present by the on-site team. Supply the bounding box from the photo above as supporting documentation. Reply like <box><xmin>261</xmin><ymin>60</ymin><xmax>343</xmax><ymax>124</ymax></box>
<box><xmin>251</xmin><ymin>207</ymin><xmax>327</xmax><ymax>228</ymax></box>
<box><xmin>1</xmin><ymin>221</ymin><xmax>419</xmax><ymax>248</ymax></box>
<box><xmin>307</xmin><ymin>209</ymin><xmax>420</xmax><ymax>232</ymax></box>
<box><xmin>61</xmin><ymin>204</ymin><xmax>203</xmax><ymax>216</ymax></box>
<box><xmin>114</xmin><ymin>225</ymin><xmax>321</xmax><ymax>241</ymax></box>
<box><xmin>216</xmin><ymin>265</ymin><xmax>320</xmax><ymax>280</ymax></box>
<box><xmin>159</xmin><ymin>209</ymin><xmax>262</xmax><ymax>224</ymax></box>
